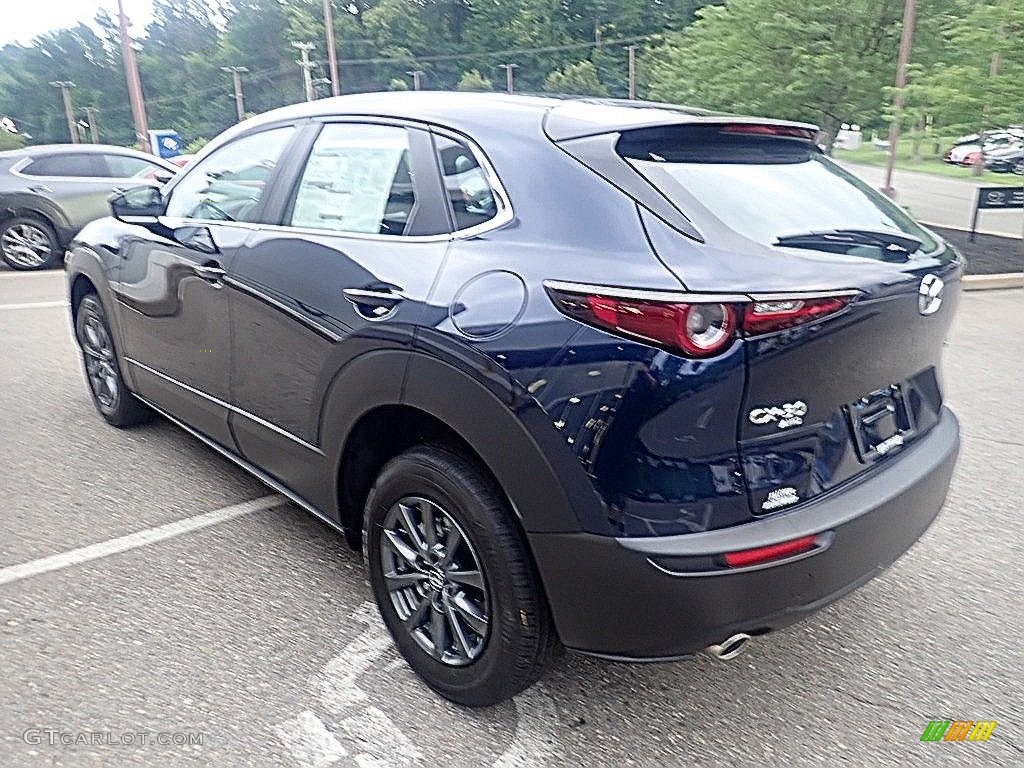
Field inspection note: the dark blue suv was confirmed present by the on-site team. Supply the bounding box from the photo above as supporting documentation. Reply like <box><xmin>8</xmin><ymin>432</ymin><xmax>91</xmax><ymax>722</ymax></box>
<box><xmin>67</xmin><ymin>93</ymin><xmax>961</xmax><ymax>707</ymax></box>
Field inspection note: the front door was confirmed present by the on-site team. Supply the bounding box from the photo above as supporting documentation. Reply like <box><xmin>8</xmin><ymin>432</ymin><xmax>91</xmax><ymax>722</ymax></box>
<box><xmin>113</xmin><ymin>126</ymin><xmax>297</xmax><ymax>446</ymax></box>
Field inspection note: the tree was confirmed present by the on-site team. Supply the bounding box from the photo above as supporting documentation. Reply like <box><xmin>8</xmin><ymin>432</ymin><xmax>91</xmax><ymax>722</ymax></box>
<box><xmin>645</xmin><ymin>0</ymin><xmax>907</xmax><ymax>147</ymax></box>
<box><xmin>544</xmin><ymin>60</ymin><xmax>608</xmax><ymax>96</ymax></box>
<box><xmin>456</xmin><ymin>69</ymin><xmax>493</xmax><ymax>92</ymax></box>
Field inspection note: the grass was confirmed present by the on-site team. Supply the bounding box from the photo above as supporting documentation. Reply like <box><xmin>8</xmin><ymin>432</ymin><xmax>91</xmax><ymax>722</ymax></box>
<box><xmin>834</xmin><ymin>137</ymin><xmax>1023</xmax><ymax>186</ymax></box>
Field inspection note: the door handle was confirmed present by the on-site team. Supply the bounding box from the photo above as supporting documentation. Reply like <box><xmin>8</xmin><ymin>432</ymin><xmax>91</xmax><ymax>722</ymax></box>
<box><xmin>28</xmin><ymin>184</ymin><xmax>53</xmax><ymax>194</ymax></box>
<box><xmin>342</xmin><ymin>286</ymin><xmax>405</xmax><ymax>318</ymax></box>
<box><xmin>192</xmin><ymin>262</ymin><xmax>226</xmax><ymax>284</ymax></box>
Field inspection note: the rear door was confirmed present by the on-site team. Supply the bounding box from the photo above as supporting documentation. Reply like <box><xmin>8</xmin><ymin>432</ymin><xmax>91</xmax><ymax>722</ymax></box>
<box><xmin>224</xmin><ymin>120</ymin><xmax>451</xmax><ymax>501</ymax></box>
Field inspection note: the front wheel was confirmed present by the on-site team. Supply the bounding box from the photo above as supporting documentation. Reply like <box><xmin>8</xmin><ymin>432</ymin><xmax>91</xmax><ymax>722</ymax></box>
<box><xmin>364</xmin><ymin>445</ymin><xmax>559</xmax><ymax>707</ymax></box>
<box><xmin>75</xmin><ymin>294</ymin><xmax>151</xmax><ymax>427</ymax></box>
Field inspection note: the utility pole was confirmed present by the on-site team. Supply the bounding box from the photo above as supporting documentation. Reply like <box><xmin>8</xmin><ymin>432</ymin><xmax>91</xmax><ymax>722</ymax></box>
<box><xmin>292</xmin><ymin>41</ymin><xmax>317</xmax><ymax>102</ymax></box>
<box><xmin>84</xmin><ymin>107</ymin><xmax>100</xmax><ymax>142</ymax></box>
<box><xmin>626</xmin><ymin>45</ymin><xmax>637</xmax><ymax>100</ymax></box>
<box><xmin>117</xmin><ymin>0</ymin><xmax>150</xmax><ymax>152</ymax></box>
<box><xmin>881</xmin><ymin>0</ymin><xmax>916</xmax><ymax>199</ymax></box>
<box><xmin>406</xmin><ymin>70</ymin><xmax>424</xmax><ymax>91</ymax></box>
<box><xmin>50</xmin><ymin>81</ymin><xmax>79</xmax><ymax>143</ymax></box>
<box><xmin>323</xmin><ymin>0</ymin><xmax>340</xmax><ymax>96</ymax></box>
<box><xmin>500</xmin><ymin>63</ymin><xmax>518</xmax><ymax>95</ymax></box>
<box><xmin>221</xmin><ymin>66</ymin><xmax>249</xmax><ymax>122</ymax></box>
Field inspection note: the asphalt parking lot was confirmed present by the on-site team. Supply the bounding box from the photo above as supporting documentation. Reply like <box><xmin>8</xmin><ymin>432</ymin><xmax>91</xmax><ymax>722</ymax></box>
<box><xmin>1</xmin><ymin>270</ymin><xmax>1021</xmax><ymax>768</ymax></box>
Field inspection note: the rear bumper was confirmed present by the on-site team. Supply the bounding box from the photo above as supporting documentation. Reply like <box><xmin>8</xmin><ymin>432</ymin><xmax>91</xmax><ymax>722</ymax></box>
<box><xmin>529</xmin><ymin>407</ymin><xmax>959</xmax><ymax>659</ymax></box>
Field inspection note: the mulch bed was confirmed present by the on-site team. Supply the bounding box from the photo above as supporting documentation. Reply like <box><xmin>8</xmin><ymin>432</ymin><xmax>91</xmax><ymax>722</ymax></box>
<box><xmin>931</xmin><ymin>226</ymin><xmax>1023</xmax><ymax>275</ymax></box>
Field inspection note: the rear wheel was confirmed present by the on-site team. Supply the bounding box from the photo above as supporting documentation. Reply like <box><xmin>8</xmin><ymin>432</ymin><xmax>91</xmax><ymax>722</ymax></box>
<box><xmin>75</xmin><ymin>294</ymin><xmax>151</xmax><ymax>427</ymax></box>
<box><xmin>364</xmin><ymin>444</ymin><xmax>558</xmax><ymax>707</ymax></box>
<box><xmin>0</xmin><ymin>215</ymin><xmax>60</xmax><ymax>270</ymax></box>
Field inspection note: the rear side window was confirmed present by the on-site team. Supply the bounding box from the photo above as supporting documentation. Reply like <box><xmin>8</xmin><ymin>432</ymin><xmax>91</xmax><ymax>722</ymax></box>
<box><xmin>433</xmin><ymin>136</ymin><xmax>498</xmax><ymax>231</ymax></box>
<box><xmin>288</xmin><ymin>123</ymin><xmax>418</xmax><ymax>236</ymax></box>
<box><xmin>102</xmin><ymin>154</ymin><xmax>167</xmax><ymax>179</ymax></box>
<box><xmin>618</xmin><ymin>125</ymin><xmax>938</xmax><ymax>256</ymax></box>
<box><xmin>21</xmin><ymin>153</ymin><xmax>102</xmax><ymax>177</ymax></box>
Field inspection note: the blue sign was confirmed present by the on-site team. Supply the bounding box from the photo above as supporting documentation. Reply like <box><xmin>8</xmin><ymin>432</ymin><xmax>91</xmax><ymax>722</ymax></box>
<box><xmin>148</xmin><ymin>130</ymin><xmax>183</xmax><ymax>159</ymax></box>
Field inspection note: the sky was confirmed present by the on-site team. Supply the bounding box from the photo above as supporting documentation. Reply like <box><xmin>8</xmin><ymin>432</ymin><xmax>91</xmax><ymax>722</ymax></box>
<box><xmin>0</xmin><ymin>0</ymin><xmax>154</xmax><ymax>46</ymax></box>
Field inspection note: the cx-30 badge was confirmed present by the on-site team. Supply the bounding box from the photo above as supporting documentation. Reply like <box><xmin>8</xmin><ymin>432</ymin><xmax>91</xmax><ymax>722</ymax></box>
<box><xmin>749</xmin><ymin>400</ymin><xmax>807</xmax><ymax>429</ymax></box>
<box><xmin>918</xmin><ymin>274</ymin><xmax>944</xmax><ymax>316</ymax></box>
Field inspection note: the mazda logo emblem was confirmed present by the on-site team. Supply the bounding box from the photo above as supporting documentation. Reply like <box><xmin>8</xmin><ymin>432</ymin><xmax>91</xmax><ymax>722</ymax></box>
<box><xmin>918</xmin><ymin>274</ymin><xmax>943</xmax><ymax>315</ymax></box>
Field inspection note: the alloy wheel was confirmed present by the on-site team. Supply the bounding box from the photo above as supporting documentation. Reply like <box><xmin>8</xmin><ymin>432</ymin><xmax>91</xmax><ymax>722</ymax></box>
<box><xmin>79</xmin><ymin>311</ymin><xmax>120</xmax><ymax>412</ymax></box>
<box><xmin>379</xmin><ymin>496</ymin><xmax>490</xmax><ymax>666</ymax></box>
<box><xmin>1</xmin><ymin>223</ymin><xmax>53</xmax><ymax>269</ymax></box>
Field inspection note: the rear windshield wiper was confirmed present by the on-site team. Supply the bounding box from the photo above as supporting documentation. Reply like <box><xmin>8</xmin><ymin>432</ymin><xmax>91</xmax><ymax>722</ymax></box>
<box><xmin>775</xmin><ymin>228</ymin><xmax>922</xmax><ymax>259</ymax></box>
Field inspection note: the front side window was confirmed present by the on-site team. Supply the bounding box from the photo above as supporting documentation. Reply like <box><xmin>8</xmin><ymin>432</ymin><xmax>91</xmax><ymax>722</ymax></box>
<box><xmin>21</xmin><ymin>153</ymin><xmax>102</xmax><ymax>177</ymax></box>
<box><xmin>165</xmin><ymin>127</ymin><xmax>294</xmax><ymax>222</ymax></box>
<box><xmin>288</xmin><ymin>123</ymin><xmax>417</xmax><ymax>236</ymax></box>
<box><xmin>434</xmin><ymin>136</ymin><xmax>498</xmax><ymax>231</ymax></box>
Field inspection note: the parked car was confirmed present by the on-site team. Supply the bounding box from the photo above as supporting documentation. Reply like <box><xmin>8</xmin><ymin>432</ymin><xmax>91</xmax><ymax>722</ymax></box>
<box><xmin>66</xmin><ymin>93</ymin><xmax>962</xmax><ymax>707</ymax></box>
<box><xmin>943</xmin><ymin>130</ymin><xmax>1023</xmax><ymax>165</ymax></box>
<box><xmin>984</xmin><ymin>142</ymin><xmax>1024</xmax><ymax>173</ymax></box>
<box><xmin>0</xmin><ymin>144</ymin><xmax>176</xmax><ymax>270</ymax></box>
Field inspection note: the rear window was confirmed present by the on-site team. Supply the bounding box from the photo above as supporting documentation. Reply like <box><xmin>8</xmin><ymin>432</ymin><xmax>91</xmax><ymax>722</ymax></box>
<box><xmin>618</xmin><ymin>125</ymin><xmax>938</xmax><ymax>256</ymax></box>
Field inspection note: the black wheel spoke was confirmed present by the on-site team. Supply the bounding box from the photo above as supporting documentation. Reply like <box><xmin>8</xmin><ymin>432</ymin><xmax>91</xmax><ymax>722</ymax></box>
<box><xmin>444</xmin><ymin>602</ymin><xmax>475</xmax><ymax>660</ymax></box>
<box><xmin>397</xmin><ymin>502</ymin><xmax>428</xmax><ymax>553</ymax></box>
<box><xmin>403</xmin><ymin>594</ymin><xmax>431</xmax><ymax>631</ymax></box>
<box><xmin>383</xmin><ymin>569</ymin><xmax>427</xmax><ymax>592</ymax></box>
<box><xmin>383</xmin><ymin>529</ymin><xmax>421</xmax><ymax>569</ymax></box>
<box><xmin>429</xmin><ymin>605</ymin><xmax>448</xmax><ymax>658</ymax></box>
<box><xmin>420</xmin><ymin>500</ymin><xmax>437</xmax><ymax>549</ymax></box>
<box><xmin>450</xmin><ymin>592</ymin><xmax>488</xmax><ymax>635</ymax></box>
<box><xmin>439</xmin><ymin>527</ymin><xmax>463</xmax><ymax>568</ymax></box>
<box><xmin>446</xmin><ymin>568</ymin><xmax>484</xmax><ymax>590</ymax></box>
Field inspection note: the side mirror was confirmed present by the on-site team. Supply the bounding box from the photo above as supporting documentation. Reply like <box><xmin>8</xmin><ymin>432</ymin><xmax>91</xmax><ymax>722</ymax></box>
<box><xmin>110</xmin><ymin>185</ymin><xmax>165</xmax><ymax>221</ymax></box>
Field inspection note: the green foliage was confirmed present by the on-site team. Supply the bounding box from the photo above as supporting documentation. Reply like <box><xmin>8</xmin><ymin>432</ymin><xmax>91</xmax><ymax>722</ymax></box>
<box><xmin>646</xmin><ymin>0</ymin><xmax>907</xmax><ymax>142</ymax></box>
<box><xmin>456</xmin><ymin>69</ymin><xmax>493</xmax><ymax>92</ymax></box>
<box><xmin>0</xmin><ymin>0</ymin><xmax>1016</xmax><ymax>152</ymax></box>
<box><xmin>544</xmin><ymin>60</ymin><xmax>608</xmax><ymax>96</ymax></box>
<box><xmin>387</xmin><ymin>77</ymin><xmax>409</xmax><ymax>91</ymax></box>
<box><xmin>0</xmin><ymin>130</ymin><xmax>27</xmax><ymax>150</ymax></box>
<box><xmin>183</xmin><ymin>136</ymin><xmax>209</xmax><ymax>154</ymax></box>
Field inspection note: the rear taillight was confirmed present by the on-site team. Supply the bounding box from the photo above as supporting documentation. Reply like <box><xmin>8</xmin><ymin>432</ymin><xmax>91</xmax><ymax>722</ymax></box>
<box><xmin>741</xmin><ymin>295</ymin><xmax>853</xmax><ymax>335</ymax></box>
<box><xmin>559</xmin><ymin>291</ymin><xmax>736</xmax><ymax>358</ymax></box>
<box><xmin>545</xmin><ymin>282</ymin><xmax>854</xmax><ymax>358</ymax></box>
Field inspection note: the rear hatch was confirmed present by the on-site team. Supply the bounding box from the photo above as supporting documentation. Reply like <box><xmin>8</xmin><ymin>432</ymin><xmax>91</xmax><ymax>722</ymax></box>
<box><xmin>553</xmin><ymin>111</ymin><xmax>962</xmax><ymax>517</ymax></box>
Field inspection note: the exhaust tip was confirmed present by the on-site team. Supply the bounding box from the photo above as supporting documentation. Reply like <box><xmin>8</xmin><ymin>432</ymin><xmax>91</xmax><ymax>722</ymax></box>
<box><xmin>705</xmin><ymin>633</ymin><xmax>751</xmax><ymax>661</ymax></box>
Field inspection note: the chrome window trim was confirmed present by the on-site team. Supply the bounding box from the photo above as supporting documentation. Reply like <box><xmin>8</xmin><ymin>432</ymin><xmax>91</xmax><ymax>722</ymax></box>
<box><xmin>125</xmin><ymin>357</ymin><xmax>324</xmax><ymax>456</ymax></box>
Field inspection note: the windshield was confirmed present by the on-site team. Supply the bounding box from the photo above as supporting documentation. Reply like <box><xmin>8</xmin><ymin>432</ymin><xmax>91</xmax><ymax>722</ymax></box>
<box><xmin>621</xmin><ymin>127</ymin><xmax>938</xmax><ymax>257</ymax></box>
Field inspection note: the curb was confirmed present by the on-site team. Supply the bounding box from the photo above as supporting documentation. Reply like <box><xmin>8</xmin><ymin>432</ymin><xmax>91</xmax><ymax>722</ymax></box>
<box><xmin>921</xmin><ymin>221</ymin><xmax>1023</xmax><ymax>240</ymax></box>
<box><xmin>962</xmin><ymin>273</ymin><xmax>1024</xmax><ymax>291</ymax></box>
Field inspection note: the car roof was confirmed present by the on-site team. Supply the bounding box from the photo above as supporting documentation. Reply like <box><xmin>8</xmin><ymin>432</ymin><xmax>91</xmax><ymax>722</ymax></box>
<box><xmin>217</xmin><ymin>91</ymin><xmax>820</xmax><ymax>145</ymax></box>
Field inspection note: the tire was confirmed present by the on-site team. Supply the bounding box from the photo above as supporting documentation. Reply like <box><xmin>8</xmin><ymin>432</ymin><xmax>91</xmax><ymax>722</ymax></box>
<box><xmin>75</xmin><ymin>293</ymin><xmax>151</xmax><ymax>427</ymax></box>
<box><xmin>364</xmin><ymin>444</ymin><xmax>559</xmax><ymax>707</ymax></box>
<box><xmin>0</xmin><ymin>215</ymin><xmax>60</xmax><ymax>270</ymax></box>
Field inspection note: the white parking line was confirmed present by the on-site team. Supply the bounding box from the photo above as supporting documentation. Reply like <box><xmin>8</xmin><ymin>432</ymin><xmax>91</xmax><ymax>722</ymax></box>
<box><xmin>0</xmin><ymin>495</ymin><xmax>284</xmax><ymax>587</ymax></box>
<box><xmin>0</xmin><ymin>300</ymin><xmax>69</xmax><ymax>310</ymax></box>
